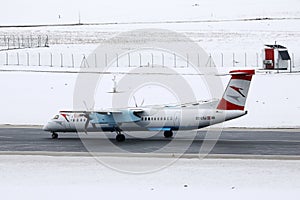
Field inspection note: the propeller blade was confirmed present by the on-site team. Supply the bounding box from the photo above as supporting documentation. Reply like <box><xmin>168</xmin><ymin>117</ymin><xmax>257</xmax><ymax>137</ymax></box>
<box><xmin>133</xmin><ymin>96</ymin><xmax>138</xmax><ymax>107</ymax></box>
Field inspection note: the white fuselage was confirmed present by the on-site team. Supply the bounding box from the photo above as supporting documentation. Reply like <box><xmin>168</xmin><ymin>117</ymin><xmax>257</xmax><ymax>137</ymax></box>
<box><xmin>43</xmin><ymin>107</ymin><xmax>247</xmax><ymax>133</ymax></box>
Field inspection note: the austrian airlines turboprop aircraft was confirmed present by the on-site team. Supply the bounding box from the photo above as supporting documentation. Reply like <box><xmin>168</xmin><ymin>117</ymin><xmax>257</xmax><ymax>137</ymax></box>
<box><xmin>43</xmin><ymin>70</ymin><xmax>255</xmax><ymax>142</ymax></box>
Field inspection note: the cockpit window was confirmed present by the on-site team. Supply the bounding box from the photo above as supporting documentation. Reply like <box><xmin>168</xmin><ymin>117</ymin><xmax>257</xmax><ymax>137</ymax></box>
<box><xmin>53</xmin><ymin>115</ymin><xmax>59</xmax><ymax>119</ymax></box>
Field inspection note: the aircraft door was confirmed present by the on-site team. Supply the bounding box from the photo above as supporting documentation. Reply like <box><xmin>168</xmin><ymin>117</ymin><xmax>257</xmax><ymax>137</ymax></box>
<box><xmin>173</xmin><ymin>111</ymin><xmax>181</xmax><ymax>128</ymax></box>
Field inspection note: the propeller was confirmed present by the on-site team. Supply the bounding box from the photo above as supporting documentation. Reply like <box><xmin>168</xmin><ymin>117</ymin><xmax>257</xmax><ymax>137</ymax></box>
<box><xmin>82</xmin><ymin>101</ymin><xmax>95</xmax><ymax>134</ymax></box>
<box><xmin>133</xmin><ymin>95</ymin><xmax>145</xmax><ymax>107</ymax></box>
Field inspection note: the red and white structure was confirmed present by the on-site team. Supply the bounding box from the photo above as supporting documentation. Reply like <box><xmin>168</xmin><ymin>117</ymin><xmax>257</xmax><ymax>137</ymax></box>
<box><xmin>262</xmin><ymin>44</ymin><xmax>291</xmax><ymax>70</ymax></box>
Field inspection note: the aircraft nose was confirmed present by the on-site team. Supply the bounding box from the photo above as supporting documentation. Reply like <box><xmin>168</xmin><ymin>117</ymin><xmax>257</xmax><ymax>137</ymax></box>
<box><xmin>43</xmin><ymin>123</ymin><xmax>50</xmax><ymax>131</ymax></box>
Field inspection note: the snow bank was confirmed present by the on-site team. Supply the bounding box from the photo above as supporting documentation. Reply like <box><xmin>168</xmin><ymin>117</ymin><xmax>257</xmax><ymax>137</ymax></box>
<box><xmin>0</xmin><ymin>155</ymin><xmax>300</xmax><ymax>199</ymax></box>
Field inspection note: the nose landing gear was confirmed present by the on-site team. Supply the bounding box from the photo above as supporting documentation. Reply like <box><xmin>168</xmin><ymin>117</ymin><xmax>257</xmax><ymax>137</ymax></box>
<box><xmin>51</xmin><ymin>132</ymin><xmax>58</xmax><ymax>139</ymax></box>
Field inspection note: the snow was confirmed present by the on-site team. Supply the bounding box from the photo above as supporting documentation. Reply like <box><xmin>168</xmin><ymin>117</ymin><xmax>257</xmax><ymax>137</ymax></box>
<box><xmin>1</xmin><ymin>0</ymin><xmax>300</xmax><ymax>25</ymax></box>
<box><xmin>0</xmin><ymin>0</ymin><xmax>300</xmax><ymax>128</ymax></box>
<box><xmin>0</xmin><ymin>155</ymin><xmax>300</xmax><ymax>199</ymax></box>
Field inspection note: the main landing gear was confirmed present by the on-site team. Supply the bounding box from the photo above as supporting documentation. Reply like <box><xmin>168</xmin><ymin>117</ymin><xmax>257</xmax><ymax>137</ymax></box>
<box><xmin>116</xmin><ymin>133</ymin><xmax>126</xmax><ymax>142</ymax></box>
<box><xmin>115</xmin><ymin>127</ymin><xmax>126</xmax><ymax>142</ymax></box>
<box><xmin>164</xmin><ymin>130</ymin><xmax>173</xmax><ymax>138</ymax></box>
<box><xmin>51</xmin><ymin>132</ymin><xmax>58</xmax><ymax>139</ymax></box>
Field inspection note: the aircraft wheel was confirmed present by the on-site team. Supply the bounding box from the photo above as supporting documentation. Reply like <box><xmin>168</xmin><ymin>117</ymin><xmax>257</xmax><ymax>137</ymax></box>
<box><xmin>51</xmin><ymin>132</ymin><xmax>58</xmax><ymax>139</ymax></box>
<box><xmin>116</xmin><ymin>134</ymin><xmax>125</xmax><ymax>142</ymax></box>
<box><xmin>164</xmin><ymin>131</ymin><xmax>173</xmax><ymax>138</ymax></box>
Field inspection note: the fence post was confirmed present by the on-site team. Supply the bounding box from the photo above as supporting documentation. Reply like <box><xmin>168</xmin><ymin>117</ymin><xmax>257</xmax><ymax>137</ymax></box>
<box><xmin>60</xmin><ymin>53</ymin><xmax>63</xmax><ymax>67</ymax></box>
<box><xmin>5</xmin><ymin>52</ymin><xmax>8</xmax><ymax>65</ymax></box>
<box><xmin>94</xmin><ymin>53</ymin><xmax>97</xmax><ymax>68</ymax></box>
<box><xmin>4</xmin><ymin>35</ymin><xmax>6</xmax><ymax>46</ymax></box>
<box><xmin>30</xmin><ymin>35</ymin><xmax>33</xmax><ymax>48</ymax></box>
<box><xmin>174</xmin><ymin>53</ymin><xmax>176</xmax><ymax>68</ymax></box>
<box><xmin>128</xmin><ymin>53</ymin><xmax>131</xmax><ymax>67</ymax></box>
<box><xmin>151</xmin><ymin>53</ymin><xmax>154</xmax><ymax>67</ymax></box>
<box><xmin>7</xmin><ymin>38</ymin><xmax>10</xmax><ymax>49</ymax></box>
<box><xmin>245</xmin><ymin>52</ymin><xmax>247</xmax><ymax>67</ymax></box>
<box><xmin>38</xmin><ymin>53</ymin><xmax>41</xmax><ymax>66</ymax></box>
<box><xmin>186</xmin><ymin>54</ymin><xmax>189</xmax><ymax>68</ymax></box>
<box><xmin>17</xmin><ymin>52</ymin><xmax>19</xmax><ymax>65</ymax></box>
<box><xmin>71</xmin><ymin>54</ymin><xmax>74</xmax><ymax>68</ymax></box>
<box><xmin>221</xmin><ymin>53</ymin><xmax>224</xmax><ymax>67</ymax></box>
<box><xmin>12</xmin><ymin>35</ymin><xmax>15</xmax><ymax>47</ymax></box>
<box><xmin>45</xmin><ymin>35</ymin><xmax>49</xmax><ymax>47</ymax></box>
<box><xmin>197</xmin><ymin>53</ymin><xmax>200</xmax><ymax>67</ymax></box>
<box><xmin>18</xmin><ymin>37</ymin><xmax>20</xmax><ymax>48</ymax></box>
<box><xmin>162</xmin><ymin>53</ymin><xmax>164</xmax><ymax>67</ymax></box>
<box><xmin>27</xmin><ymin>36</ymin><xmax>30</xmax><ymax>48</ymax></box>
<box><xmin>50</xmin><ymin>53</ymin><xmax>53</xmax><ymax>67</ymax></box>
<box><xmin>139</xmin><ymin>53</ymin><xmax>142</xmax><ymax>67</ymax></box>
<box><xmin>27</xmin><ymin>52</ymin><xmax>29</xmax><ymax>66</ymax></box>
<box><xmin>38</xmin><ymin>35</ymin><xmax>41</xmax><ymax>47</ymax></box>
<box><xmin>116</xmin><ymin>54</ymin><xmax>119</xmax><ymax>67</ymax></box>
<box><xmin>21</xmin><ymin>35</ymin><xmax>24</xmax><ymax>47</ymax></box>
<box><xmin>105</xmin><ymin>53</ymin><xmax>107</xmax><ymax>67</ymax></box>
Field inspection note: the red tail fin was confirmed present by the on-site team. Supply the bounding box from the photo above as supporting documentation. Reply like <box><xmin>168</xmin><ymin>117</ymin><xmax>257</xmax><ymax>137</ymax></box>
<box><xmin>217</xmin><ymin>70</ymin><xmax>255</xmax><ymax>110</ymax></box>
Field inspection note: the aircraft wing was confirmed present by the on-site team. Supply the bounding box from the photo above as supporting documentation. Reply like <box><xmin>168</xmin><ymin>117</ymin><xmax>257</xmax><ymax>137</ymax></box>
<box><xmin>60</xmin><ymin>108</ymin><xmax>144</xmax><ymax>124</ymax></box>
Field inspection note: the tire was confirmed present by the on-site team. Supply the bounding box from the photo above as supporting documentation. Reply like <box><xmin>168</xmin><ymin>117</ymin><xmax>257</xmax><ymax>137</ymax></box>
<box><xmin>52</xmin><ymin>132</ymin><xmax>58</xmax><ymax>139</ymax></box>
<box><xmin>116</xmin><ymin>134</ymin><xmax>126</xmax><ymax>142</ymax></box>
<box><xmin>164</xmin><ymin>131</ymin><xmax>173</xmax><ymax>138</ymax></box>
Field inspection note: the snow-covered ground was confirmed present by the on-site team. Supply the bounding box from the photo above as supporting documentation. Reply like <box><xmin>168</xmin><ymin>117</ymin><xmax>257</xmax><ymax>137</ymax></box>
<box><xmin>0</xmin><ymin>0</ymin><xmax>300</xmax><ymax>128</ymax></box>
<box><xmin>1</xmin><ymin>155</ymin><xmax>300</xmax><ymax>199</ymax></box>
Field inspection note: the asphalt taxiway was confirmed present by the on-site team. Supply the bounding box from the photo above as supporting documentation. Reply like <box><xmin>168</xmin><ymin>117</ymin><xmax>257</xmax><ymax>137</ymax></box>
<box><xmin>1</xmin><ymin>127</ymin><xmax>300</xmax><ymax>156</ymax></box>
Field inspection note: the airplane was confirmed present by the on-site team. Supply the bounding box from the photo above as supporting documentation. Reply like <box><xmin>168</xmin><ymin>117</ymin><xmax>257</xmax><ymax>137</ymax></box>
<box><xmin>43</xmin><ymin>69</ymin><xmax>255</xmax><ymax>142</ymax></box>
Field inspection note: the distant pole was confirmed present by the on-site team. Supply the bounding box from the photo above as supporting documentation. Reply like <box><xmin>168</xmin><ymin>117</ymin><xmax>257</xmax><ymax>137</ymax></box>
<box><xmin>78</xmin><ymin>11</ymin><xmax>81</xmax><ymax>24</ymax></box>
<box><xmin>94</xmin><ymin>53</ymin><xmax>97</xmax><ymax>67</ymax></box>
<box><xmin>105</xmin><ymin>53</ymin><xmax>107</xmax><ymax>67</ymax></box>
<box><xmin>128</xmin><ymin>53</ymin><xmax>131</xmax><ymax>67</ymax></box>
<box><xmin>197</xmin><ymin>53</ymin><xmax>200</xmax><ymax>67</ymax></box>
<box><xmin>162</xmin><ymin>53</ymin><xmax>164</xmax><ymax>67</ymax></box>
<box><xmin>244</xmin><ymin>52</ymin><xmax>247</xmax><ymax>67</ymax></box>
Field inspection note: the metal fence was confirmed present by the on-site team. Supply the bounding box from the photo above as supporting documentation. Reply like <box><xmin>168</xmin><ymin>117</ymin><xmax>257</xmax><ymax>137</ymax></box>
<box><xmin>0</xmin><ymin>51</ymin><xmax>298</xmax><ymax>71</ymax></box>
<box><xmin>0</xmin><ymin>35</ymin><xmax>49</xmax><ymax>50</ymax></box>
